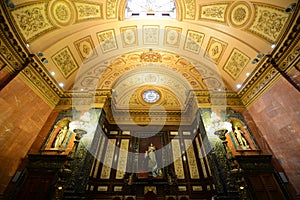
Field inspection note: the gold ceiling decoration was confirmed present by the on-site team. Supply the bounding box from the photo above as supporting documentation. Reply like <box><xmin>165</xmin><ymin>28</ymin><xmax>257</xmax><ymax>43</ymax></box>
<box><xmin>140</xmin><ymin>49</ymin><xmax>162</xmax><ymax>63</ymax></box>
<box><xmin>1</xmin><ymin>0</ymin><xmax>297</xmax><ymax>111</ymax></box>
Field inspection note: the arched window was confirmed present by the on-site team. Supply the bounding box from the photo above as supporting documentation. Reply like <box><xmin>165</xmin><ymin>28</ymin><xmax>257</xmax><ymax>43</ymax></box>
<box><xmin>125</xmin><ymin>0</ymin><xmax>176</xmax><ymax>18</ymax></box>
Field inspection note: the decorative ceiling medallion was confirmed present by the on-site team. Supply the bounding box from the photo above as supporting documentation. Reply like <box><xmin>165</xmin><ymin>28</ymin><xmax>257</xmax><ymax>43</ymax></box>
<box><xmin>120</xmin><ymin>26</ymin><xmax>138</xmax><ymax>47</ymax></box>
<box><xmin>164</xmin><ymin>26</ymin><xmax>182</xmax><ymax>47</ymax></box>
<box><xmin>50</xmin><ymin>0</ymin><xmax>74</xmax><ymax>26</ymax></box>
<box><xmin>142</xmin><ymin>90</ymin><xmax>160</xmax><ymax>103</ymax></box>
<box><xmin>229</xmin><ymin>2</ymin><xmax>252</xmax><ymax>28</ymax></box>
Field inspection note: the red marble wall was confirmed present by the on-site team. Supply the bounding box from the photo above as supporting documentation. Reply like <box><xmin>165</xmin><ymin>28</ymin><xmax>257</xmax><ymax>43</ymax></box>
<box><xmin>0</xmin><ymin>76</ymin><xmax>52</xmax><ymax>194</ymax></box>
<box><xmin>248</xmin><ymin>77</ymin><xmax>300</xmax><ymax>197</ymax></box>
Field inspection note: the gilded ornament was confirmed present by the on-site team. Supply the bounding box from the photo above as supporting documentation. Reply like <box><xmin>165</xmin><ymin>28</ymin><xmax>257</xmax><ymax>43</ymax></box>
<box><xmin>75</xmin><ymin>2</ymin><xmax>103</xmax><ymax>20</ymax></box>
<box><xmin>199</xmin><ymin>4</ymin><xmax>228</xmax><ymax>22</ymax></box>
<box><xmin>106</xmin><ymin>0</ymin><xmax>117</xmax><ymax>19</ymax></box>
<box><xmin>184</xmin><ymin>0</ymin><xmax>196</xmax><ymax>19</ymax></box>
<box><xmin>229</xmin><ymin>2</ymin><xmax>251</xmax><ymax>28</ymax></box>
<box><xmin>97</xmin><ymin>29</ymin><xmax>118</xmax><ymax>53</ymax></box>
<box><xmin>223</xmin><ymin>48</ymin><xmax>250</xmax><ymax>80</ymax></box>
<box><xmin>52</xmin><ymin>47</ymin><xmax>78</xmax><ymax>78</ymax></box>
<box><xmin>143</xmin><ymin>25</ymin><xmax>159</xmax><ymax>45</ymax></box>
<box><xmin>184</xmin><ymin>30</ymin><xmax>204</xmax><ymax>54</ymax></box>
<box><xmin>11</xmin><ymin>3</ymin><xmax>54</xmax><ymax>41</ymax></box>
<box><xmin>249</xmin><ymin>5</ymin><xmax>289</xmax><ymax>43</ymax></box>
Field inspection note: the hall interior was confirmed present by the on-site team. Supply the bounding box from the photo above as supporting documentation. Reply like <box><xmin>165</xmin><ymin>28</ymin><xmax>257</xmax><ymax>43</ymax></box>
<box><xmin>0</xmin><ymin>0</ymin><xmax>299</xmax><ymax>199</ymax></box>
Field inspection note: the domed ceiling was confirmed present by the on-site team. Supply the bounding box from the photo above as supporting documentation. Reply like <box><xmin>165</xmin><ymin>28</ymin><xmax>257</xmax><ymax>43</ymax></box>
<box><xmin>1</xmin><ymin>0</ymin><xmax>298</xmax><ymax>111</ymax></box>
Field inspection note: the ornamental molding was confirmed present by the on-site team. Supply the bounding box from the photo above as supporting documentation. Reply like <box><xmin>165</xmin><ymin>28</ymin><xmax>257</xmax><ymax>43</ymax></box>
<box><xmin>239</xmin><ymin>9</ymin><xmax>300</xmax><ymax>107</ymax></box>
<box><xmin>20</xmin><ymin>63</ymin><xmax>61</xmax><ymax>108</ymax></box>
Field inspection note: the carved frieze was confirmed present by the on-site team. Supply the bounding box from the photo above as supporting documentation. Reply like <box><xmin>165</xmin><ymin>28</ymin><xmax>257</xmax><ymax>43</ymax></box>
<box><xmin>0</xmin><ymin>37</ymin><xmax>22</xmax><ymax>71</ymax></box>
<box><xmin>184</xmin><ymin>30</ymin><xmax>204</xmax><ymax>54</ymax></box>
<box><xmin>223</xmin><ymin>48</ymin><xmax>250</xmax><ymax>80</ymax></box>
<box><xmin>97</xmin><ymin>29</ymin><xmax>118</xmax><ymax>53</ymax></box>
<box><xmin>11</xmin><ymin>3</ymin><xmax>55</xmax><ymax>41</ymax></box>
<box><xmin>199</xmin><ymin>3</ymin><xmax>228</xmax><ymax>23</ymax></box>
<box><xmin>248</xmin><ymin>4</ymin><xmax>289</xmax><ymax>43</ymax></box>
<box><xmin>205</xmin><ymin>37</ymin><xmax>227</xmax><ymax>64</ymax></box>
<box><xmin>240</xmin><ymin>66</ymin><xmax>279</xmax><ymax>107</ymax></box>
<box><xmin>52</xmin><ymin>47</ymin><xmax>79</xmax><ymax>78</ymax></box>
<box><xmin>21</xmin><ymin>65</ymin><xmax>60</xmax><ymax>107</ymax></box>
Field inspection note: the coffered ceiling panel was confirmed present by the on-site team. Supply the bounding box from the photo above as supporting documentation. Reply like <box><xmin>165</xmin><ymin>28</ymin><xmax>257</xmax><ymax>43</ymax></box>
<box><xmin>3</xmin><ymin>0</ymin><xmax>297</xmax><ymax>103</ymax></box>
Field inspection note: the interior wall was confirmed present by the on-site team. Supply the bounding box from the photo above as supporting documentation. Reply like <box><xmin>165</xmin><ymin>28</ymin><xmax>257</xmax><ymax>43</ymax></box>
<box><xmin>248</xmin><ymin>76</ymin><xmax>300</xmax><ymax>197</ymax></box>
<box><xmin>0</xmin><ymin>76</ymin><xmax>52</xmax><ymax>194</ymax></box>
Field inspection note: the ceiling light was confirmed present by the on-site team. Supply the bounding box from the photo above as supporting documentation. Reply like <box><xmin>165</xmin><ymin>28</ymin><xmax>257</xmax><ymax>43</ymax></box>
<box><xmin>26</xmin><ymin>44</ymin><xmax>30</xmax><ymax>48</ymax></box>
<box><xmin>285</xmin><ymin>3</ymin><xmax>296</xmax><ymax>13</ymax></box>
<box><xmin>246</xmin><ymin>72</ymin><xmax>250</xmax><ymax>77</ymax></box>
<box><xmin>41</xmin><ymin>58</ymin><xmax>48</xmax><ymax>63</ymax></box>
<box><xmin>51</xmin><ymin>72</ymin><xmax>55</xmax><ymax>76</ymax></box>
<box><xmin>257</xmin><ymin>53</ymin><xmax>264</xmax><ymax>58</ymax></box>
<box><xmin>37</xmin><ymin>52</ymin><xmax>43</xmax><ymax>57</ymax></box>
<box><xmin>251</xmin><ymin>58</ymin><xmax>259</xmax><ymax>64</ymax></box>
<box><xmin>271</xmin><ymin>44</ymin><xmax>276</xmax><ymax>49</ymax></box>
<box><xmin>236</xmin><ymin>84</ymin><xmax>242</xmax><ymax>89</ymax></box>
<box><xmin>4</xmin><ymin>0</ymin><xmax>15</xmax><ymax>9</ymax></box>
<box><xmin>59</xmin><ymin>83</ymin><xmax>64</xmax><ymax>87</ymax></box>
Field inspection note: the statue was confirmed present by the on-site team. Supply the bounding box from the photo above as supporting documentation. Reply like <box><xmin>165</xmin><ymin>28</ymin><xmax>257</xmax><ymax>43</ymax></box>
<box><xmin>233</xmin><ymin>126</ymin><xmax>250</xmax><ymax>149</ymax></box>
<box><xmin>145</xmin><ymin>143</ymin><xmax>159</xmax><ymax>177</ymax></box>
<box><xmin>52</xmin><ymin>126</ymin><xmax>69</xmax><ymax>149</ymax></box>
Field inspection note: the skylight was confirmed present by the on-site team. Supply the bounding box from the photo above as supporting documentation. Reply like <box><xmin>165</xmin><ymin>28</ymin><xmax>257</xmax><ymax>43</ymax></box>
<box><xmin>125</xmin><ymin>0</ymin><xmax>176</xmax><ymax>18</ymax></box>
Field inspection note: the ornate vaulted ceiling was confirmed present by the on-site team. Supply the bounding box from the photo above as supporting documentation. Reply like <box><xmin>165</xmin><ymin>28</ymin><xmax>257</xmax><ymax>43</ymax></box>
<box><xmin>0</xmin><ymin>0</ymin><xmax>298</xmax><ymax>111</ymax></box>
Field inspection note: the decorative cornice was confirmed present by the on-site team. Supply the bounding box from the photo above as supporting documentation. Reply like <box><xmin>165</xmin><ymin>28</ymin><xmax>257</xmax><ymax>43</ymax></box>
<box><xmin>1</xmin><ymin>4</ymin><xmax>62</xmax><ymax>107</ymax></box>
<box><xmin>239</xmin><ymin>7</ymin><xmax>300</xmax><ymax>108</ymax></box>
<box><xmin>20</xmin><ymin>64</ymin><xmax>61</xmax><ymax>108</ymax></box>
